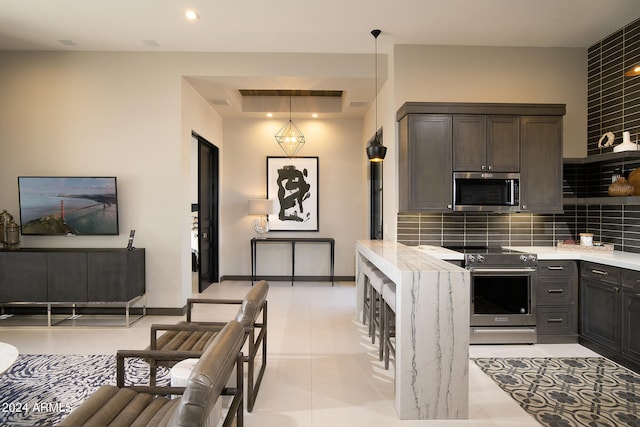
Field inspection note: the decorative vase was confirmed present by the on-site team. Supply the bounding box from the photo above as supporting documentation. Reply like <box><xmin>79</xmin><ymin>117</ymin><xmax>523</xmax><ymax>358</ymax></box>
<box><xmin>628</xmin><ymin>169</ymin><xmax>640</xmax><ymax>196</ymax></box>
<box><xmin>608</xmin><ymin>176</ymin><xmax>635</xmax><ymax>196</ymax></box>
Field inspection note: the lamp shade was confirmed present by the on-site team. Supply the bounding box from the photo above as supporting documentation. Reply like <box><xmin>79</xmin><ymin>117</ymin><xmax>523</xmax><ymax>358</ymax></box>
<box><xmin>366</xmin><ymin>142</ymin><xmax>387</xmax><ymax>162</ymax></box>
<box><xmin>248</xmin><ymin>199</ymin><xmax>274</xmax><ymax>215</ymax></box>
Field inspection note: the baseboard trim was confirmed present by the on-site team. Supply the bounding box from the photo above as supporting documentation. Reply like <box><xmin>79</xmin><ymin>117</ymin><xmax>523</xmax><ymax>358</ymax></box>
<box><xmin>220</xmin><ymin>275</ymin><xmax>355</xmax><ymax>282</ymax></box>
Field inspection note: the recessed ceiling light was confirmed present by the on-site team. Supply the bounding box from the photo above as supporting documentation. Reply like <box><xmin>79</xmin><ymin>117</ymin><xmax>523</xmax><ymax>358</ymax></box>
<box><xmin>312</xmin><ymin>113</ymin><xmax>318</xmax><ymax>118</ymax></box>
<box><xmin>185</xmin><ymin>10</ymin><xmax>199</xmax><ymax>20</ymax></box>
<box><xmin>266</xmin><ymin>113</ymin><xmax>273</xmax><ymax>118</ymax></box>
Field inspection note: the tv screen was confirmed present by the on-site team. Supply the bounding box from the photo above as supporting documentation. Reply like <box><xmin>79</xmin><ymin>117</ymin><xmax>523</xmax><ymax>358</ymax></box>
<box><xmin>18</xmin><ymin>176</ymin><xmax>119</xmax><ymax>236</ymax></box>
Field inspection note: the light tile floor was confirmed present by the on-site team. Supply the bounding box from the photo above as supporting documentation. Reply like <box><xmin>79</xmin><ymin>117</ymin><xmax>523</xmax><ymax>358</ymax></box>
<box><xmin>0</xmin><ymin>281</ymin><xmax>601</xmax><ymax>426</ymax></box>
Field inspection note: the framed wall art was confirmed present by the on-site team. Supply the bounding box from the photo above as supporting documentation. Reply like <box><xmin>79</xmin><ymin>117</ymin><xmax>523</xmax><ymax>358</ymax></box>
<box><xmin>266</xmin><ymin>156</ymin><xmax>319</xmax><ymax>231</ymax></box>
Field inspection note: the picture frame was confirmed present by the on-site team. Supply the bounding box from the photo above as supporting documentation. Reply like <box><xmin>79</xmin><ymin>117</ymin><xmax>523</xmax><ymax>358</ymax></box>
<box><xmin>266</xmin><ymin>156</ymin><xmax>319</xmax><ymax>231</ymax></box>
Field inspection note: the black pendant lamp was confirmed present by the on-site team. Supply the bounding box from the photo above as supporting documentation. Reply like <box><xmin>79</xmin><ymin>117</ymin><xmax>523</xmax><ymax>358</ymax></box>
<box><xmin>366</xmin><ymin>29</ymin><xmax>387</xmax><ymax>162</ymax></box>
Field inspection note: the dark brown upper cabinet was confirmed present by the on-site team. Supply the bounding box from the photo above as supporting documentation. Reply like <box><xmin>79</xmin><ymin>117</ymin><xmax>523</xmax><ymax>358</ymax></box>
<box><xmin>520</xmin><ymin>115</ymin><xmax>563</xmax><ymax>213</ymax></box>
<box><xmin>397</xmin><ymin>102</ymin><xmax>566</xmax><ymax>213</ymax></box>
<box><xmin>453</xmin><ymin>115</ymin><xmax>520</xmax><ymax>172</ymax></box>
<box><xmin>398</xmin><ymin>114</ymin><xmax>453</xmax><ymax>211</ymax></box>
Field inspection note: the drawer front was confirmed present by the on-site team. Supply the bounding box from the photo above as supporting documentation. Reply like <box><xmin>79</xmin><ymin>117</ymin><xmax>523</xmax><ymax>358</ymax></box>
<box><xmin>581</xmin><ymin>262</ymin><xmax>620</xmax><ymax>285</ymax></box>
<box><xmin>537</xmin><ymin>278</ymin><xmax>573</xmax><ymax>305</ymax></box>
<box><xmin>538</xmin><ymin>260</ymin><xmax>577</xmax><ymax>278</ymax></box>
<box><xmin>537</xmin><ymin>306</ymin><xmax>577</xmax><ymax>335</ymax></box>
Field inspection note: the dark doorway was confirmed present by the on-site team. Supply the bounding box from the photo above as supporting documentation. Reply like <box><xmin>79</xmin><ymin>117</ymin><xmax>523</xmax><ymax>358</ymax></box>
<box><xmin>194</xmin><ymin>132</ymin><xmax>219</xmax><ymax>291</ymax></box>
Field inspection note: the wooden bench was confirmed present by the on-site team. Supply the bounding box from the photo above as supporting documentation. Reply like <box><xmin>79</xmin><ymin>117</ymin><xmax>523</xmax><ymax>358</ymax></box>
<box><xmin>57</xmin><ymin>320</ymin><xmax>245</xmax><ymax>427</ymax></box>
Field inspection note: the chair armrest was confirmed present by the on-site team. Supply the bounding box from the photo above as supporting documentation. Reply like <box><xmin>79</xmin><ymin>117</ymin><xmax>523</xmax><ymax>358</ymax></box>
<box><xmin>186</xmin><ymin>298</ymin><xmax>243</xmax><ymax>321</ymax></box>
<box><xmin>116</xmin><ymin>349</ymin><xmax>202</xmax><ymax>387</ymax></box>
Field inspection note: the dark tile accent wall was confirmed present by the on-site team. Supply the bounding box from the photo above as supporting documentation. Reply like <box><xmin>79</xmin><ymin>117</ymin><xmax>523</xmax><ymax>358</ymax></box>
<box><xmin>397</xmin><ymin>208</ymin><xmax>640</xmax><ymax>254</ymax></box>
<box><xmin>588</xmin><ymin>18</ymin><xmax>640</xmax><ymax>156</ymax></box>
<box><xmin>397</xmin><ymin>213</ymin><xmax>560</xmax><ymax>248</ymax></box>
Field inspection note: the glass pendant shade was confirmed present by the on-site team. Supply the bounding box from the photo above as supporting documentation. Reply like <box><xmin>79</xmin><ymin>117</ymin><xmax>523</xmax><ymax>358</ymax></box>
<box><xmin>275</xmin><ymin>119</ymin><xmax>305</xmax><ymax>157</ymax></box>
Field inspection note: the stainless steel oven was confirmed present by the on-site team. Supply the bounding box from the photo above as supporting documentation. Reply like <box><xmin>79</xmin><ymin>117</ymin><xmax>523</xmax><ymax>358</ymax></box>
<box><xmin>447</xmin><ymin>246</ymin><xmax>538</xmax><ymax>344</ymax></box>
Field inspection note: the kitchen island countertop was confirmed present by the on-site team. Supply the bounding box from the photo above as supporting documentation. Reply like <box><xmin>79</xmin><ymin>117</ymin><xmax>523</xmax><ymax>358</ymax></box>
<box><xmin>355</xmin><ymin>240</ymin><xmax>469</xmax><ymax>420</ymax></box>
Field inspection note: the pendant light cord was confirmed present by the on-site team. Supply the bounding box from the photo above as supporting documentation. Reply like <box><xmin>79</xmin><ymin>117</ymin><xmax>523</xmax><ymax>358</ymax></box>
<box><xmin>372</xmin><ymin>29</ymin><xmax>381</xmax><ymax>144</ymax></box>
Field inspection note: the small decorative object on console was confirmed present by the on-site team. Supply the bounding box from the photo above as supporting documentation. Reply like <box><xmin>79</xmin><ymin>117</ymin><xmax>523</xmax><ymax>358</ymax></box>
<box><xmin>0</xmin><ymin>209</ymin><xmax>20</xmax><ymax>248</ymax></box>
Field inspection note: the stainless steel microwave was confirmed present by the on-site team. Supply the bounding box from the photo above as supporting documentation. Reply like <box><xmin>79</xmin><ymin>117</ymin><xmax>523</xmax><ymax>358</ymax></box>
<box><xmin>453</xmin><ymin>172</ymin><xmax>520</xmax><ymax>212</ymax></box>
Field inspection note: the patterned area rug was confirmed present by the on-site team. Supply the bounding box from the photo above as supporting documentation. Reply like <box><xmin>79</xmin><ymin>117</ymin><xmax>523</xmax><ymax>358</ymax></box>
<box><xmin>474</xmin><ymin>357</ymin><xmax>640</xmax><ymax>427</ymax></box>
<box><xmin>0</xmin><ymin>354</ymin><xmax>170</xmax><ymax>426</ymax></box>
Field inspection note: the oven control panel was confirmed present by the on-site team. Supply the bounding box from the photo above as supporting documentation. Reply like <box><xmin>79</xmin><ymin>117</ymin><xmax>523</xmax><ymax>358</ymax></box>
<box><xmin>465</xmin><ymin>252</ymin><xmax>537</xmax><ymax>268</ymax></box>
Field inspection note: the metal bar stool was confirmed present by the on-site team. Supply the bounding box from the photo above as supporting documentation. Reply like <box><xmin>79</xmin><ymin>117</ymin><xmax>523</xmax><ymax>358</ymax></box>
<box><xmin>368</xmin><ymin>269</ymin><xmax>389</xmax><ymax>352</ymax></box>
<box><xmin>381</xmin><ymin>280</ymin><xmax>396</xmax><ymax>370</ymax></box>
<box><xmin>360</xmin><ymin>260</ymin><xmax>376</xmax><ymax>326</ymax></box>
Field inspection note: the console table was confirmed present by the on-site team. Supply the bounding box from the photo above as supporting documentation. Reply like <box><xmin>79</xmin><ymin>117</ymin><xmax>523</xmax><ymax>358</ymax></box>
<box><xmin>0</xmin><ymin>248</ymin><xmax>145</xmax><ymax>327</ymax></box>
<box><xmin>251</xmin><ymin>237</ymin><xmax>335</xmax><ymax>285</ymax></box>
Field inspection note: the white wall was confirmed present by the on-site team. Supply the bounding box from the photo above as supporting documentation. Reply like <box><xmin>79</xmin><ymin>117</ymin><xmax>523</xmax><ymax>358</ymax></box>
<box><xmin>365</xmin><ymin>44</ymin><xmax>587</xmax><ymax>241</ymax></box>
<box><xmin>221</xmin><ymin>118</ymin><xmax>366</xmax><ymax>278</ymax></box>
<box><xmin>0</xmin><ymin>51</ymin><xmax>373</xmax><ymax>307</ymax></box>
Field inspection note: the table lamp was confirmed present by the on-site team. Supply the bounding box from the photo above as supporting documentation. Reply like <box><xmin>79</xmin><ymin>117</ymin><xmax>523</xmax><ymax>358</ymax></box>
<box><xmin>248</xmin><ymin>199</ymin><xmax>274</xmax><ymax>236</ymax></box>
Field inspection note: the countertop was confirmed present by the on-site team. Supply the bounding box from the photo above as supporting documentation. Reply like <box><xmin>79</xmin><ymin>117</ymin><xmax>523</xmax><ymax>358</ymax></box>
<box><xmin>416</xmin><ymin>244</ymin><xmax>640</xmax><ymax>271</ymax></box>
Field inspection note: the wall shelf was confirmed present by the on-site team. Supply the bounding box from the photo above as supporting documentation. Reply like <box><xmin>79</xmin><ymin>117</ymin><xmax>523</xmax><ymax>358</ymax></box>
<box><xmin>563</xmin><ymin>196</ymin><xmax>640</xmax><ymax>206</ymax></box>
<box><xmin>564</xmin><ymin>151</ymin><xmax>640</xmax><ymax>165</ymax></box>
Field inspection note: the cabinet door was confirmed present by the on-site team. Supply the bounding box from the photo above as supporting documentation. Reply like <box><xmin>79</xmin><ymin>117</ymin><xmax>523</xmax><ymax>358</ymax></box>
<box><xmin>520</xmin><ymin>116</ymin><xmax>563</xmax><ymax>213</ymax></box>
<box><xmin>453</xmin><ymin>115</ymin><xmax>485</xmax><ymax>171</ymax></box>
<box><xmin>399</xmin><ymin>114</ymin><xmax>453</xmax><ymax>211</ymax></box>
<box><xmin>47</xmin><ymin>252</ymin><xmax>88</xmax><ymax>302</ymax></box>
<box><xmin>486</xmin><ymin>116</ymin><xmax>519</xmax><ymax>172</ymax></box>
<box><xmin>581</xmin><ymin>277</ymin><xmax>621</xmax><ymax>351</ymax></box>
<box><xmin>0</xmin><ymin>252</ymin><xmax>47</xmax><ymax>301</ymax></box>
<box><xmin>87</xmin><ymin>250</ymin><xmax>145</xmax><ymax>301</ymax></box>
<box><xmin>622</xmin><ymin>287</ymin><xmax>640</xmax><ymax>361</ymax></box>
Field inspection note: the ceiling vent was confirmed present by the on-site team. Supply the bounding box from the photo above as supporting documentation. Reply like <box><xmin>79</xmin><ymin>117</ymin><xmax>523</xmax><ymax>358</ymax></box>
<box><xmin>349</xmin><ymin>101</ymin><xmax>368</xmax><ymax>108</ymax></box>
<box><xmin>210</xmin><ymin>99</ymin><xmax>231</xmax><ymax>106</ymax></box>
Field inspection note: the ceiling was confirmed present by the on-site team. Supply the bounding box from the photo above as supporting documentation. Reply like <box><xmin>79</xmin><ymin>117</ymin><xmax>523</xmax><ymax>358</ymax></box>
<box><xmin>2</xmin><ymin>0</ymin><xmax>640</xmax><ymax>119</ymax></box>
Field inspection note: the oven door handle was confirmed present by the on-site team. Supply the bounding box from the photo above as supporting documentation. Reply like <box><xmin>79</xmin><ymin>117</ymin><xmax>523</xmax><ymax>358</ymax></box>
<box><xmin>469</xmin><ymin>267</ymin><xmax>537</xmax><ymax>273</ymax></box>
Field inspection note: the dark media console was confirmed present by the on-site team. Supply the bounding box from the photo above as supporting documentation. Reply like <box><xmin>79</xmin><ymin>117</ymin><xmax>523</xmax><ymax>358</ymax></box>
<box><xmin>0</xmin><ymin>248</ymin><xmax>145</xmax><ymax>326</ymax></box>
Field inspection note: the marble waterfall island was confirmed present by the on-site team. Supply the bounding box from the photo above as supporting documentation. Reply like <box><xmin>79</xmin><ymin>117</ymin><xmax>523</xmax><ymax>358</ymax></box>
<box><xmin>355</xmin><ymin>240</ymin><xmax>469</xmax><ymax>420</ymax></box>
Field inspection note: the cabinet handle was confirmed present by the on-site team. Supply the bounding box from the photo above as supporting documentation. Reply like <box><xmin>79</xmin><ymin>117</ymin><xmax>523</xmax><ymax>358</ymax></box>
<box><xmin>548</xmin><ymin>289</ymin><xmax>564</xmax><ymax>294</ymax></box>
<box><xmin>488</xmin><ymin>165</ymin><xmax>492</xmax><ymax>170</ymax></box>
<box><xmin>547</xmin><ymin>266</ymin><xmax>564</xmax><ymax>271</ymax></box>
<box><xmin>447</xmin><ymin>204</ymin><xmax>452</xmax><ymax>209</ymax></box>
<box><xmin>614</xmin><ymin>286</ymin><xmax>620</xmax><ymax>292</ymax></box>
<box><xmin>591</xmin><ymin>269</ymin><xmax>608</xmax><ymax>276</ymax></box>
<box><xmin>481</xmin><ymin>165</ymin><xmax>486</xmax><ymax>170</ymax></box>
<box><xmin>547</xmin><ymin>318</ymin><xmax>564</xmax><ymax>323</ymax></box>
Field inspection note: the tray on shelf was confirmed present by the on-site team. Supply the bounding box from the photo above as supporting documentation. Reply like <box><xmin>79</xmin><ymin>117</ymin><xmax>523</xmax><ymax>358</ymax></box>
<box><xmin>557</xmin><ymin>241</ymin><xmax>614</xmax><ymax>252</ymax></box>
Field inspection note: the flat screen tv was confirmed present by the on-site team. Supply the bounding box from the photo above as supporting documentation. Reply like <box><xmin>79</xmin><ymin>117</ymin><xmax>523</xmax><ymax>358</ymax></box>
<box><xmin>18</xmin><ymin>176</ymin><xmax>119</xmax><ymax>236</ymax></box>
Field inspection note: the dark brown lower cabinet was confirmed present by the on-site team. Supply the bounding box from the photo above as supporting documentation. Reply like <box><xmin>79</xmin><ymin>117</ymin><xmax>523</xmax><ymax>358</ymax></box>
<box><xmin>0</xmin><ymin>248</ymin><xmax>144</xmax><ymax>303</ymax></box>
<box><xmin>580</xmin><ymin>261</ymin><xmax>640</xmax><ymax>372</ymax></box>
<box><xmin>536</xmin><ymin>260</ymin><xmax>578</xmax><ymax>343</ymax></box>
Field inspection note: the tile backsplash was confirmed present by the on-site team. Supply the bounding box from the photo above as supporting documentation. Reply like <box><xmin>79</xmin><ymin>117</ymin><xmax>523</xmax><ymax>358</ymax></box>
<box><xmin>397</xmin><ymin>207</ymin><xmax>640</xmax><ymax>254</ymax></box>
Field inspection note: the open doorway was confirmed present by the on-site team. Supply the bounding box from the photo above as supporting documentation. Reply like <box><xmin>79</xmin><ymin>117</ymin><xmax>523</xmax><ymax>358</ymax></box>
<box><xmin>191</xmin><ymin>132</ymin><xmax>219</xmax><ymax>292</ymax></box>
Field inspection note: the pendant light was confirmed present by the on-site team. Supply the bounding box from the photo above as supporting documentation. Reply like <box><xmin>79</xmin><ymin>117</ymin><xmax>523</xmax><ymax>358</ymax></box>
<box><xmin>274</xmin><ymin>94</ymin><xmax>305</xmax><ymax>157</ymax></box>
<box><xmin>366</xmin><ymin>29</ymin><xmax>387</xmax><ymax>162</ymax></box>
